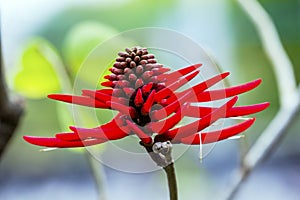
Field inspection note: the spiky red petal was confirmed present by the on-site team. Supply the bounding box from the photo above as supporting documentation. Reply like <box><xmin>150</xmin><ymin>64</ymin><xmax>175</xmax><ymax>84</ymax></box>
<box><xmin>165</xmin><ymin>96</ymin><xmax>238</xmax><ymax>140</ymax></box>
<box><xmin>23</xmin><ymin>135</ymin><xmax>106</xmax><ymax>148</ymax></box>
<box><xmin>47</xmin><ymin>94</ymin><xmax>109</xmax><ymax>108</ymax></box>
<box><xmin>178</xmin><ymin>118</ymin><xmax>255</xmax><ymax>144</ymax></box>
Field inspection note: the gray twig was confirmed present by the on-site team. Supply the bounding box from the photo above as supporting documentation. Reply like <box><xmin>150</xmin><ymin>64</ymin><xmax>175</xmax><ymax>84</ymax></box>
<box><xmin>223</xmin><ymin>91</ymin><xmax>300</xmax><ymax>199</ymax></box>
<box><xmin>222</xmin><ymin>0</ymin><xmax>300</xmax><ymax>199</ymax></box>
<box><xmin>237</xmin><ymin>0</ymin><xmax>298</xmax><ymax>108</ymax></box>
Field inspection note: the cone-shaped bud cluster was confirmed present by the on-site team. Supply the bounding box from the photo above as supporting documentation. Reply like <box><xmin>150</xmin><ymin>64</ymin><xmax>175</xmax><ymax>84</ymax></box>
<box><xmin>103</xmin><ymin>47</ymin><xmax>168</xmax><ymax>126</ymax></box>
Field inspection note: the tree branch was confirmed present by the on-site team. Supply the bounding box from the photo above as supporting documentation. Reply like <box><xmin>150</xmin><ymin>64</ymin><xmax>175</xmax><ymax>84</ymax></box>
<box><xmin>221</xmin><ymin>0</ymin><xmax>300</xmax><ymax>199</ymax></box>
<box><xmin>237</xmin><ymin>0</ymin><xmax>298</xmax><ymax>108</ymax></box>
<box><xmin>223</xmin><ymin>89</ymin><xmax>300</xmax><ymax>200</ymax></box>
<box><xmin>0</xmin><ymin>21</ymin><xmax>24</xmax><ymax>158</ymax></box>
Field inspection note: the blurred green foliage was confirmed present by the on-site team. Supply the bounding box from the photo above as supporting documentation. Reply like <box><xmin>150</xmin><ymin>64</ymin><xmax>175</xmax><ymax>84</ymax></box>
<box><xmin>63</xmin><ymin>21</ymin><xmax>118</xmax><ymax>75</ymax></box>
<box><xmin>14</xmin><ymin>39</ymin><xmax>61</xmax><ymax>98</ymax></box>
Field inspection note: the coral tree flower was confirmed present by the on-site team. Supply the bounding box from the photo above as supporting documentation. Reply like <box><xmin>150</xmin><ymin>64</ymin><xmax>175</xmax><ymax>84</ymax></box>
<box><xmin>24</xmin><ymin>47</ymin><xmax>269</xmax><ymax>149</ymax></box>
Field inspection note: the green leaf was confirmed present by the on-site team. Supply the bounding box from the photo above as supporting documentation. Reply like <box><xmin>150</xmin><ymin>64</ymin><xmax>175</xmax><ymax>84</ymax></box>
<box><xmin>14</xmin><ymin>38</ymin><xmax>61</xmax><ymax>99</ymax></box>
<box><xmin>62</xmin><ymin>21</ymin><xmax>135</xmax><ymax>85</ymax></box>
<box><xmin>63</xmin><ymin>21</ymin><xmax>118</xmax><ymax>75</ymax></box>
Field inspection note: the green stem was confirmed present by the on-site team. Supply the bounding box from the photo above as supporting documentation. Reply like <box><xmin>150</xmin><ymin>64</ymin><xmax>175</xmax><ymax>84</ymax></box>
<box><xmin>164</xmin><ymin>163</ymin><xmax>178</xmax><ymax>200</ymax></box>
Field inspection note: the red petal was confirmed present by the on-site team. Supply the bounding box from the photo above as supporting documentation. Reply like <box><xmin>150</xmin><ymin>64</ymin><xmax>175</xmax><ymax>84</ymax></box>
<box><xmin>184</xmin><ymin>102</ymin><xmax>270</xmax><ymax>118</ymax></box>
<box><xmin>195</xmin><ymin>79</ymin><xmax>262</xmax><ymax>102</ymax></box>
<box><xmin>56</xmin><ymin>113</ymin><xmax>127</xmax><ymax>141</ymax></box>
<box><xmin>155</xmin><ymin>70</ymin><xmax>200</xmax><ymax>103</ymax></box>
<box><xmin>101</xmin><ymin>81</ymin><xmax>115</xmax><ymax>88</ymax></box>
<box><xmin>134</xmin><ymin>89</ymin><xmax>144</xmax><ymax>107</ymax></box>
<box><xmin>67</xmin><ymin>125</ymin><xmax>130</xmax><ymax>140</ymax></box>
<box><xmin>48</xmin><ymin>94</ymin><xmax>109</xmax><ymax>108</ymax></box>
<box><xmin>142</xmin><ymin>82</ymin><xmax>154</xmax><ymax>96</ymax></box>
<box><xmin>141</xmin><ymin>90</ymin><xmax>156</xmax><ymax>115</ymax></box>
<box><xmin>179</xmin><ymin>118</ymin><xmax>255</xmax><ymax>144</ymax></box>
<box><xmin>82</xmin><ymin>90</ymin><xmax>112</xmax><ymax>103</ymax></box>
<box><xmin>150</xmin><ymin>91</ymin><xmax>192</xmax><ymax>121</ymax></box>
<box><xmin>164</xmin><ymin>72</ymin><xmax>230</xmax><ymax>105</ymax></box>
<box><xmin>227</xmin><ymin>102</ymin><xmax>270</xmax><ymax>117</ymax></box>
<box><xmin>107</xmin><ymin>101</ymin><xmax>137</xmax><ymax>118</ymax></box>
<box><xmin>147</xmin><ymin>104</ymin><xmax>187</xmax><ymax>134</ymax></box>
<box><xmin>125</xmin><ymin>120</ymin><xmax>152</xmax><ymax>144</ymax></box>
<box><xmin>157</xmin><ymin>63</ymin><xmax>202</xmax><ymax>82</ymax></box>
<box><xmin>23</xmin><ymin>136</ymin><xmax>106</xmax><ymax>148</ymax></box>
<box><xmin>96</xmin><ymin>89</ymin><xmax>113</xmax><ymax>95</ymax></box>
<box><xmin>55</xmin><ymin>132</ymin><xmax>80</xmax><ymax>141</ymax></box>
<box><xmin>165</xmin><ymin>96</ymin><xmax>238</xmax><ymax>139</ymax></box>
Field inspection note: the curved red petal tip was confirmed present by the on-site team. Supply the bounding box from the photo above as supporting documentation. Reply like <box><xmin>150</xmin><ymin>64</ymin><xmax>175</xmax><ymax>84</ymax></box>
<box><xmin>23</xmin><ymin>135</ymin><xmax>67</xmax><ymax>148</ymax></box>
<box><xmin>23</xmin><ymin>135</ymin><xmax>41</xmax><ymax>146</ymax></box>
<box><xmin>194</xmin><ymin>63</ymin><xmax>202</xmax><ymax>68</ymax></box>
<box><xmin>180</xmin><ymin>118</ymin><xmax>256</xmax><ymax>145</ymax></box>
<box><xmin>158</xmin><ymin>63</ymin><xmax>202</xmax><ymax>82</ymax></box>
<box><xmin>101</xmin><ymin>81</ymin><xmax>115</xmax><ymax>88</ymax></box>
<box><xmin>260</xmin><ymin>102</ymin><xmax>270</xmax><ymax>109</ymax></box>
<box><xmin>174</xmin><ymin>63</ymin><xmax>202</xmax><ymax>75</ymax></box>
<box><xmin>48</xmin><ymin>94</ymin><xmax>66</xmax><ymax>101</ymax></box>
<box><xmin>165</xmin><ymin>96</ymin><xmax>238</xmax><ymax>139</ymax></box>
<box><xmin>239</xmin><ymin>78</ymin><xmax>262</xmax><ymax>91</ymax></box>
<box><xmin>24</xmin><ymin>135</ymin><xmax>105</xmax><ymax>148</ymax></box>
<box><xmin>49</xmin><ymin>94</ymin><xmax>108</xmax><ymax>108</ymax></box>
<box><xmin>155</xmin><ymin>70</ymin><xmax>199</xmax><ymax>102</ymax></box>
<box><xmin>228</xmin><ymin>102</ymin><xmax>270</xmax><ymax>117</ymax></box>
<box><xmin>222</xmin><ymin>71</ymin><xmax>230</xmax><ymax>78</ymax></box>
<box><xmin>196</xmin><ymin>78</ymin><xmax>262</xmax><ymax>102</ymax></box>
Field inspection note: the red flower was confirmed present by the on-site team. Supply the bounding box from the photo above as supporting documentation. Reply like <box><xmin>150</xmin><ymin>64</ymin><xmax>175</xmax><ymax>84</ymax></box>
<box><xmin>24</xmin><ymin>47</ymin><xmax>269</xmax><ymax>148</ymax></box>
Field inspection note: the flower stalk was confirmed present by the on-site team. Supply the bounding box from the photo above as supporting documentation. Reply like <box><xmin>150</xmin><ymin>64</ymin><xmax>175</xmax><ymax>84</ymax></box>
<box><xmin>141</xmin><ymin>141</ymin><xmax>178</xmax><ymax>200</ymax></box>
<box><xmin>164</xmin><ymin>163</ymin><xmax>178</xmax><ymax>200</ymax></box>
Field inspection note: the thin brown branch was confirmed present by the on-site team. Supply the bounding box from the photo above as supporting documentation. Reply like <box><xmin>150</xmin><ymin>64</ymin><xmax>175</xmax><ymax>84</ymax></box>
<box><xmin>164</xmin><ymin>163</ymin><xmax>178</xmax><ymax>200</ymax></box>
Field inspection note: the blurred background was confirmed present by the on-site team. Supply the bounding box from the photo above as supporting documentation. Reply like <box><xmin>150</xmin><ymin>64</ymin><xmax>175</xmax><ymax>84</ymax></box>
<box><xmin>1</xmin><ymin>0</ymin><xmax>300</xmax><ymax>199</ymax></box>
